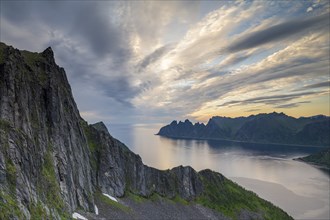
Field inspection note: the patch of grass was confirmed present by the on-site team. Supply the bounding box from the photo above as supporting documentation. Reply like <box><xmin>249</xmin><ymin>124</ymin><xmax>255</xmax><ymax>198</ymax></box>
<box><xmin>97</xmin><ymin>192</ymin><xmax>131</xmax><ymax>213</ymax></box>
<box><xmin>195</xmin><ymin>171</ymin><xmax>292</xmax><ymax>220</ymax></box>
<box><xmin>81</xmin><ymin>121</ymin><xmax>99</xmax><ymax>171</ymax></box>
<box><xmin>29</xmin><ymin>201</ymin><xmax>48</xmax><ymax>220</ymax></box>
<box><xmin>0</xmin><ymin>190</ymin><xmax>24</xmax><ymax>219</ymax></box>
<box><xmin>38</xmin><ymin>149</ymin><xmax>70</xmax><ymax>219</ymax></box>
<box><xmin>21</xmin><ymin>51</ymin><xmax>43</xmax><ymax>67</ymax></box>
<box><xmin>126</xmin><ymin>192</ymin><xmax>147</xmax><ymax>204</ymax></box>
<box><xmin>81</xmin><ymin>121</ymin><xmax>98</xmax><ymax>153</ymax></box>
<box><xmin>172</xmin><ymin>194</ymin><xmax>189</xmax><ymax>205</ymax></box>
<box><xmin>21</xmin><ymin>50</ymin><xmax>48</xmax><ymax>85</ymax></box>
<box><xmin>0</xmin><ymin>119</ymin><xmax>11</xmax><ymax>132</ymax></box>
<box><xmin>5</xmin><ymin>158</ymin><xmax>17</xmax><ymax>193</ymax></box>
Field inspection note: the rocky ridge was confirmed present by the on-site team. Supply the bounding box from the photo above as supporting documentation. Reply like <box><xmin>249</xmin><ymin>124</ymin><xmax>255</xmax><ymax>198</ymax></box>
<box><xmin>158</xmin><ymin>113</ymin><xmax>330</xmax><ymax>146</ymax></box>
<box><xmin>0</xmin><ymin>42</ymin><xmax>292</xmax><ymax>219</ymax></box>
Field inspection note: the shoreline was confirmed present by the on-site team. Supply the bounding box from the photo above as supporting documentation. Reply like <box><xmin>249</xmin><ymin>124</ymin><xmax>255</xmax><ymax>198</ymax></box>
<box><xmin>155</xmin><ymin>134</ymin><xmax>329</xmax><ymax>148</ymax></box>
<box><xmin>294</xmin><ymin>158</ymin><xmax>330</xmax><ymax>172</ymax></box>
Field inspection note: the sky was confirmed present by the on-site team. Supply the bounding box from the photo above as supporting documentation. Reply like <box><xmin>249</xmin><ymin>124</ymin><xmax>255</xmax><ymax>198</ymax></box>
<box><xmin>0</xmin><ymin>0</ymin><xmax>329</xmax><ymax>124</ymax></box>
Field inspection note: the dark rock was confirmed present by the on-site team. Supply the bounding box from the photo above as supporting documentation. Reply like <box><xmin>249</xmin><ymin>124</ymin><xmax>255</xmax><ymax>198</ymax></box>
<box><xmin>158</xmin><ymin>113</ymin><xmax>330</xmax><ymax>146</ymax></box>
<box><xmin>0</xmin><ymin>42</ymin><xmax>293</xmax><ymax>220</ymax></box>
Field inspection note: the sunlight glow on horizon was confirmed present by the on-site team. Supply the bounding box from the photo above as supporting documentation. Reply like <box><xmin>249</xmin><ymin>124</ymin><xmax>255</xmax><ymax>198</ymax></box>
<box><xmin>1</xmin><ymin>1</ymin><xmax>329</xmax><ymax>124</ymax></box>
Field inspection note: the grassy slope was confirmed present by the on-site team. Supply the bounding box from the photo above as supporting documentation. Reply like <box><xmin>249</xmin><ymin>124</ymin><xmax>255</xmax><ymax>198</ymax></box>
<box><xmin>299</xmin><ymin>148</ymin><xmax>330</xmax><ymax>169</ymax></box>
<box><xmin>196</xmin><ymin>170</ymin><xmax>292</xmax><ymax>220</ymax></box>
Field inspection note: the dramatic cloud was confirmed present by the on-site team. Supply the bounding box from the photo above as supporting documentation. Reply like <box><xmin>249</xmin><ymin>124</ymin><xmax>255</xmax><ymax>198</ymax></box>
<box><xmin>295</xmin><ymin>81</ymin><xmax>330</xmax><ymax>90</ymax></box>
<box><xmin>275</xmin><ymin>101</ymin><xmax>311</xmax><ymax>109</ymax></box>
<box><xmin>218</xmin><ymin>93</ymin><xmax>320</xmax><ymax>107</ymax></box>
<box><xmin>227</xmin><ymin>13</ymin><xmax>329</xmax><ymax>52</ymax></box>
<box><xmin>1</xmin><ymin>1</ymin><xmax>329</xmax><ymax>124</ymax></box>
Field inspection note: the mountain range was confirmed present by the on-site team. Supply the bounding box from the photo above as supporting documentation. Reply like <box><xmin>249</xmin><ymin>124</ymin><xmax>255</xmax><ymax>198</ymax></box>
<box><xmin>0</xmin><ymin>42</ymin><xmax>292</xmax><ymax>219</ymax></box>
<box><xmin>157</xmin><ymin>113</ymin><xmax>330</xmax><ymax>147</ymax></box>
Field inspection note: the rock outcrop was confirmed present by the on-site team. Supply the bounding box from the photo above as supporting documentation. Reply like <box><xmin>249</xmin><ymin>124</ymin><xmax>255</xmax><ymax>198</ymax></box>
<box><xmin>0</xmin><ymin>42</ymin><xmax>292</xmax><ymax>219</ymax></box>
<box><xmin>86</xmin><ymin>121</ymin><xmax>203</xmax><ymax>200</ymax></box>
<box><xmin>158</xmin><ymin>113</ymin><xmax>330</xmax><ymax>146</ymax></box>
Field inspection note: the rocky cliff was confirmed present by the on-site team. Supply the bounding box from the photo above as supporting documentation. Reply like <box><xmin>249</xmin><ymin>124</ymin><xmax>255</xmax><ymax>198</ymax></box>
<box><xmin>0</xmin><ymin>42</ymin><xmax>292</xmax><ymax>219</ymax></box>
<box><xmin>158</xmin><ymin>113</ymin><xmax>330</xmax><ymax>147</ymax></box>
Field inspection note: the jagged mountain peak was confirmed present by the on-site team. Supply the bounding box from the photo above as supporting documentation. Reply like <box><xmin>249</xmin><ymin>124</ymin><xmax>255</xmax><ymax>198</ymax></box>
<box><xmin>41</xmin><ymin>46</ymin><xmax>55</xmax><ymax>62</ymax></box>
<box><xmin>92</xmin><ymin>121</ymin><xmax>109</xmax><ymax>133</ymax></box>
<box><xmin>0</xmin><ymin>43</ymin><xmax>292</xmax><ymax>219</ymax></box>
<box><xmin>158</xmin><ymin>112</ymin><xmax>330</xmax><ymax>146</ymax></box>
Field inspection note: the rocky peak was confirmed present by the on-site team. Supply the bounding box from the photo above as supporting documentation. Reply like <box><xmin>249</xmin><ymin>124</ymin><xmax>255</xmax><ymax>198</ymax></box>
<box><xmin>41</xmin><ymin>46</ymin><xmax>56</xmax><ymax>65</ymax></box>
<box><xmin>0</xmin><ymin>42</ymin><xmax>94</xmax><ymax>217</ymax></box>
<box><xmin>0</xmin><ymin>43</ymin><xmax>293</xmax><ymax>220</ymax></box>
<box><xmin>170</xmin><ymin>120</ymin><xmax>177</xmax><ymax>125</ymax></box>
<box><xmin>91</xmin><ymin>121</ymin><xmax>110</xmax><ymax>134</ymax></box>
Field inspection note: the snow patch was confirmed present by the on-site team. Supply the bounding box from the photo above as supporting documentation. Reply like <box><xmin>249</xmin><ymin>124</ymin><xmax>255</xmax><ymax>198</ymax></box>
<box><xmin>72</xmin><ymin>212</ymin><xmax>88</xmax><ymax>220</ymax></box>
<box><xmin>103</xmin><ymin>193</ymin><xmax>118</xmax><ymax>202</ymax></box>
<box><xmin>95</xmin><ymin>205</ymin><xmax>99</xmax><ymax>215</ymax></box>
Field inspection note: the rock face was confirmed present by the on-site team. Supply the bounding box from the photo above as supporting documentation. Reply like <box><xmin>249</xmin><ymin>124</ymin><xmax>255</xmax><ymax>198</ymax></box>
<box><xmin>0</xmin><ymin>43</ymin><xmax>292</xmax><ymax>219</ymax></box>
<box><xmin>0</xmin><ymin>43</ymin><xmax>94</xmax><ymax>218</ymax></box>
<box><xmin>86</xmin><ymin>121</ymin><xmax>203</xmax><ymax>199</ymax></box>
<box><xmin>158</xmin><ymin>113</ymin><xmax>330</xmax><ymax>146</ymax></box>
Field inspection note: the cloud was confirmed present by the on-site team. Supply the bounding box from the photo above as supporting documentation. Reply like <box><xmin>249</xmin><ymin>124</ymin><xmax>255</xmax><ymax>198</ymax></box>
<box><xmin>295</xmin><ymin>81</ymin><xmax>330</xmax><ymax>91</ymax></box>
<box><xmin>218</xmin><ymin>92</ymin><xmax>320</xmax><ymax>107</ymax></box>
<box><xmin>275</xmin><ymin>101</ymin><xmax>311</xmax><ymax>109</ymax></box>
<box><xmin>227</xmin><ymin>13</ymin><xmax>329</xmax><ymax>52</ymax></box>
<box><xmin>1</xmin><ymin>1</ymin><xmax>329</xmax><ymax>123</ymax></box>
<box><xmin>138</xmin><ymin>43</ymin><xmax>175</xmax><ymax>71</ymax></box>
<box><xmin>245</xmin><ymin>109</ymin><xmax>262</xmax><ymax>112</ymax></box>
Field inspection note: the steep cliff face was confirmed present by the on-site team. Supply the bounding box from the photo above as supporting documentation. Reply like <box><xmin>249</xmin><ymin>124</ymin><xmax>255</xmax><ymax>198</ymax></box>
<box><xmin>0</xmin><ymin>43</ymin><xmax>292</xmax><ymax>220</ymax></box>
<box><xmin>0</xmin><ymin>43</ymin><xmax>94</xmax><ymax>218</ymax></box>
<box><xmin>85</xmin><ymin>122</ymin><xmax>203</xmax><ymax>199</ymax></box>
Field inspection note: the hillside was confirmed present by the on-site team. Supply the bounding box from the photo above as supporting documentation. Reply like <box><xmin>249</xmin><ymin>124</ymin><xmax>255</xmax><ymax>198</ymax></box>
<box><xmin>157</xmin><ymin>113</ymin><xmax>330</xmax><ymax>147</ymax></box>
<box><xmin>297</xmin><ymin>148</ymin><xmax>330</xmax><ymax>170</ymax></box>
<box><xmin>0</xmin><ymin>42</ymin><xmax>292</xmax><ymax>219</ymax></box>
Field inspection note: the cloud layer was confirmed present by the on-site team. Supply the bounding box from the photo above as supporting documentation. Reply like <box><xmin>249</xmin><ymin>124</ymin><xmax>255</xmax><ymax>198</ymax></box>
<box><xmin>1</xmin><ymin>1</ymin><xmax>329</xmax><ymax>123</ymax></box>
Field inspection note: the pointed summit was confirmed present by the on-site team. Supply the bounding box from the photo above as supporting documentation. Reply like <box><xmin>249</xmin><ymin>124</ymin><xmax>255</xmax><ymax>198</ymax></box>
<box><xmin>92</xmin><ymin>121</ymin><xmax>109</xmax><ymax>133</ymax></box>
<box><xmin>42</xmin><ymin>46</ymin><xmax>55</xmax><ymax>63</ymax></box>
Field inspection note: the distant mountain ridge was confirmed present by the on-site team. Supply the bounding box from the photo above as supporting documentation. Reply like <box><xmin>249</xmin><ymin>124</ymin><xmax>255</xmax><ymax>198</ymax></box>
<box><xmin>157</xmin><ymin>112</ymin><xmax>330</xmax><ymax>147</ymax></box>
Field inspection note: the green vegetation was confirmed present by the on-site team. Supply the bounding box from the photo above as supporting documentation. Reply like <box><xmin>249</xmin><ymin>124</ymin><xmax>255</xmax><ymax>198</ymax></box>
<box><xmin>97</xmin><ymin>192</ymin><xmax>131</xmax><ymax>213</ymax></box>
<box><xmin>126</xmin><ymin>191</ymin><xmax>147</xmax><ymax>203</ymax></box>
<box><xmin>0</xmin><ymin>190</ymin><xmax>24</xmax><ymax>219</ymax></box>
<box><xmin>172</xmin><ymin>194</ymin><xmax>189</xmax><ymax>205</ymax></box>
<box><xmin>5</xmin><ymin>158</ymin><xmax>17</xmax><ymax>193</ymax></box>
<box><xmin>21</xmin><ymin>50</ymin><xmax>48</xmax><ymax>85</ymax></box>
<box><xmin>81</xmin><ymin>120</ymin><xmax>99</xmax><ymax>171</ymax></box>
<box><xmin>299</xmin><ymin>148</ymin><xmax>330</xmax><ymax>169</ymax></box>
<box><xmin>29</xmin><ymin>202</ymin><xmax>48</xmax><ymax>220</ymax></box>
<box><xmin>21</xmin><ymin>51</ymin><xmax>43</xmax><ymax>67</ymax></box>
<box><xmin>0</xmin><ymin>119</ymin><xmax>11</xmax><ymax>132</ymax></box>
<box><xmin>37</xmin><ymin>148</ymin><xmax>70</xmax><ymax>219</ymax></box>
<box><xmin>195</xmin><ymin>173</ymin><xmax>292</xmax><ymax>220</ymax></box>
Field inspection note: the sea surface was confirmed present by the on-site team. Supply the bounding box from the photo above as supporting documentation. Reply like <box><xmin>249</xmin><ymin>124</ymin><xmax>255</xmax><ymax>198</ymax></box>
<box><xmin>107</xmin><ymin>123</ymin><xmax>330</xmax><ymax>220</ymax></box>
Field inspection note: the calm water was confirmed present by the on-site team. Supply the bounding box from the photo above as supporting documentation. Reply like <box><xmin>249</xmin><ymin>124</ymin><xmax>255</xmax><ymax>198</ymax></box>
<box><xmin>107</xmin><ymin>123</ymin><xmax>330</xmax><ymax>220</ymax></box>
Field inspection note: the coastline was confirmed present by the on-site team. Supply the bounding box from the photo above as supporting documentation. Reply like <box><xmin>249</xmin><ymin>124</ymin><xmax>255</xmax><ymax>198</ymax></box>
<box><xmin>155</xmin><ymin>134</ymin><xmax>330</xmax><ymax>148</ymax></box>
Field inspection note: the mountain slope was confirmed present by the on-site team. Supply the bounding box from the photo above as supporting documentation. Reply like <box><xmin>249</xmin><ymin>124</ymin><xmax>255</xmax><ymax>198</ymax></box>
<box><xmin>158</xmin><ymin>113</ymin><xmax>330</xmax><ymax>146</ymax></box>
<box><xmin>0</xmin><ymin>42</ymin><xmax>292</xmax><ymax>219</ymax></box>
<box><xmin>297</xmin><ymin>148</ymin><xmax>330</xmax><ymax>170</ymax></box>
